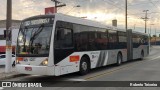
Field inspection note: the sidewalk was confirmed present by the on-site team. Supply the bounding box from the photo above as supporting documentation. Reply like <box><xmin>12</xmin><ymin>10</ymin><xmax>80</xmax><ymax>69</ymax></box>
<box><xmin>0</xmin><ymin>66</ymin><xmax>23</xmax><ymax>80</ymax></box>
<box><xmin>151</xmin><ymin>45</ymin><xmax>160</xmax><ymax>48</ymax></box>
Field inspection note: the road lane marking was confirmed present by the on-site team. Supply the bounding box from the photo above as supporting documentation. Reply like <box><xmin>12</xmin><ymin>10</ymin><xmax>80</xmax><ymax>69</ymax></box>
<box><xmin>85</xmin><ymin>65</ymin><xmax>133</xmax><ymax>80</ymax></box>
<box><xmin>85</xmin><ymin>56</ymin><xmax>160</xmax><ymax>81</ymax></box>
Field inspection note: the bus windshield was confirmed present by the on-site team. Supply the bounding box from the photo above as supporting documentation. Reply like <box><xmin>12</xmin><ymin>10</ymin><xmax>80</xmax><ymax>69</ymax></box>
<box><xmin>16</xmin><ymin>17</ymin><xmax>54</xmax><ymax>57</ymax></box>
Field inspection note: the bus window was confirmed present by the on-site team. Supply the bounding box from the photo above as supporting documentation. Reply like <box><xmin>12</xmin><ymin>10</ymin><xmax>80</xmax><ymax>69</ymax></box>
<box><xmin>55</xmin><ymin>28</ymin><xmax>73</xmax><ymax>48</ymax></box>
<box><xmin>132</xmin><ymin>34</ymin><xmax>141</xmax><ymax>48</ymax></box>
<box><xmin>118</xmin><ymin>31</ymin><xmax>127</xmax><ymax>49</ymax></box>
<box><xmin>108</xmin><ymin>30</ymin><xmax>118</xmax><ymax>49</ymax></box>
<box><xmin>96</xmin><ymin>30</ymin><xmax>108</xmax><ymax>50</ymax></box>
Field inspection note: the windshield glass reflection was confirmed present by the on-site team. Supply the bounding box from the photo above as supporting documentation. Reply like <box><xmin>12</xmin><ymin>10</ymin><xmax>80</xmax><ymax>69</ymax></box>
<box><xmin>17</xmin><ymin>25</ymin><xmax>52</xmax><ymax>56</ymax></box>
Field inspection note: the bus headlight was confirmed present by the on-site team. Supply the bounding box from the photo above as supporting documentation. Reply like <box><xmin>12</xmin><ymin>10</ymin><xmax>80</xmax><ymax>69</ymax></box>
<box><xmin>40</xmin><ymin>58</ymin><xmax>48</xmax><ymax>66</ymax></box>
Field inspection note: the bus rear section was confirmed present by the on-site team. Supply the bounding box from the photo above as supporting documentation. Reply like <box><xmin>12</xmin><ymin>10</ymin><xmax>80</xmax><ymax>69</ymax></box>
<box><xmin>127</xmin><ymin>29</ymin><xmax>149</xmax><ymax>61</ymax></box>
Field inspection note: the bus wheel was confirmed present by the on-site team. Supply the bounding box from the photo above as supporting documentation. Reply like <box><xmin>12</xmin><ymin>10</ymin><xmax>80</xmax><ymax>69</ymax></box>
<box><xmin>140</xmin><ymin>51</ymin><xmax>144</xmax><ymax>60</ymax></box>
<box><xmin>117</xmin><ymin>53</ymin><xmax>122</xmax><ymax>66</ymax></box>
<box><xmin>79</xmin><ymin>57</ymin><xmax>90</xmax><ymax>75</ymax></box>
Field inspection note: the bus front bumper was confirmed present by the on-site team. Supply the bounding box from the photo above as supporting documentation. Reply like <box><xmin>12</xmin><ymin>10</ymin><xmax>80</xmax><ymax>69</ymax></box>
<box><xmin>16</xmin><ymin>65</ymin><xmax>55</xmax><ymax>75</ymax></box>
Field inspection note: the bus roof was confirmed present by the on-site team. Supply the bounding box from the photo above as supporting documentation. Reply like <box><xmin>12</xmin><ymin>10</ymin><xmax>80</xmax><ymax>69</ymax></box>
<box><xmin>54</xmin><ymin>13</ymin><xmax>118</xmax><ymax>30</ymax></box>
<box><xmin>132</xmin><ymin>30</ymin><xmax>148</xmax><ymax>36</ymax></box>
<box><xmin>22</xmin><ymin>15</ymin><xmax>55</xmax><ymax>21</ymax></box>
<box><xmin>22</xmin><ymin>13</ymin><xmax>147</xmax><ymax>35</ymax></box>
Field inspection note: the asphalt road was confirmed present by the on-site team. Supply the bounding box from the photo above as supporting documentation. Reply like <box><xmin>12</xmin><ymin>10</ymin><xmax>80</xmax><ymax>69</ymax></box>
<box><xmin>1</xmin><ymin>46</ymin><xmax>160</xmax><ymax>90</ymax></box>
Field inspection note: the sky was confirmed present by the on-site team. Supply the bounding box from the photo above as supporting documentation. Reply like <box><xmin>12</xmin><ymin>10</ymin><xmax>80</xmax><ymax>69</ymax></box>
<box><xmin>0</xmin><ymin>0</ymin><xmax>160</xmax><ymax>35</ymax></box>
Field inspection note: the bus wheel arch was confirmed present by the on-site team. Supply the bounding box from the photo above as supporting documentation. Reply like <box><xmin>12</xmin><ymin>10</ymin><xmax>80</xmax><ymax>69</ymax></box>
<box><xmin>79</xmin><ymin>54</ymin><xmax>90</xmax><ymax>75</ymax></box>
<box><xmin>117</xmin><ymin>51</ymin><xmax>123</xmax><ymax>66</ymax></box>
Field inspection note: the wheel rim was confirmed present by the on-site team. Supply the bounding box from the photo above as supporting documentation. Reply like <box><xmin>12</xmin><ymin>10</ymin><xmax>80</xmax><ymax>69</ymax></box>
<box><xmin>82</xmin><ymin>62</ymin><xmax>87</xmax><ymax>71</ymax></box>
<box><xmin>118</xmin><ymin>55</ymin><xmax>121</xmax><ymax>64</ymax></box>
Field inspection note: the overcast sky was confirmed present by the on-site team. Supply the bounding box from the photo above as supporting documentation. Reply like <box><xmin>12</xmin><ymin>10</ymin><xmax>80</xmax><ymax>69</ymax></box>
<box><xmin>0</xmin><ymin>0</ymin><xmax>160</xmax><ymax>34</ymax></box>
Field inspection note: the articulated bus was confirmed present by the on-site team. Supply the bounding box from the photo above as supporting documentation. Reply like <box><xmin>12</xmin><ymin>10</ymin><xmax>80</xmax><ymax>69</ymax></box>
<box><xmin>16</xmin><ymin>13</ymin><xmax>149</xmax><ymax>76</ymax></box>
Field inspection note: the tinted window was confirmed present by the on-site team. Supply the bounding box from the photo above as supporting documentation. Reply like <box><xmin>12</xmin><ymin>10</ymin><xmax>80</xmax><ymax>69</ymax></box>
<box><xmin>88</xmin><ymin>27</ymin><xmax>97</xmax><ymax>50</ymax></box>
<box><xmin>132</xmin><ymin>33</ymin><xmax>141</xmax><ymax>48</ymax></box>
<box><xmin>118</xmin><ymin>31</ymin><xmax>127</xmax><ymax>49</ymax></box>
<box><xmin>54</xmin><ymin>21</ymin><xmax>74</xmax><ymax>64</ymax></box>
<box><xmin>73</xmin><ymin>24</ymin><xmax>109</xmax><ymax>51</ymax></box>
<box><xmin>55</xmin><ymin>28</ymin><xmax>73</xmax><ymax>48</ymax></box>
<box><xmin>108</xmin><ymin>30</ymin><xmax>118</xmax><ymax>49</ymax></box>
<box><xmin>73</xmin><ymin>24</ymin><xmax>89</xmax><ymax>51</ymax></box>
<box><xmin>95</xmin><ymin>29</ymin><xmax>108</xmax><ymax>50</ymax></box>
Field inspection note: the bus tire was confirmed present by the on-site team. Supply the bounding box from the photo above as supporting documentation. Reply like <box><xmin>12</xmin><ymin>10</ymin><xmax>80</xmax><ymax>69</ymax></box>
<box><xmin>117</xmin><ymin>53</ymin><xmax>122</xmax><ymax>66</ymax></box>
<box><xmin>79</xmin><ymin>57</ymin><xmax>90</xmax><ymax>75</ymax></box>
<box><xmin>140</xmin><ymin>50</ymin><xmax>144</xmax><ymax>60</ymax></box>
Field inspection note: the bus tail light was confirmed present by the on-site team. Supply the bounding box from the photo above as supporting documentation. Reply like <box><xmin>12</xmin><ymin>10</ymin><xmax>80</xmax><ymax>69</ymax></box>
<box><xmin>40</xmin><ymin>58</ymin><xmax>48</xmax><ymax>66</ymax></box>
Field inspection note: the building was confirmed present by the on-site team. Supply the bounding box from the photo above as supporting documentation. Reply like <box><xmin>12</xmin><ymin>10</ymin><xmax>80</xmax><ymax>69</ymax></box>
<box><xmin>0</xmin><ymin>20</ymin><xmax>21</xmax><ymax>28</ymax></box>
<box><xmin>0</xmin><ymin>20</ymin><xmax>21</xmax><ymax>54</ymax></box>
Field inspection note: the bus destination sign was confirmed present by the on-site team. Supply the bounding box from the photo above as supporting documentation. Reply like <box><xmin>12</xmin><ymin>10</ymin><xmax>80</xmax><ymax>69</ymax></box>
<box><xmin>22</xmin><ymin>18</ymin><xmax>54</xmax><ymax>26</ymax></box>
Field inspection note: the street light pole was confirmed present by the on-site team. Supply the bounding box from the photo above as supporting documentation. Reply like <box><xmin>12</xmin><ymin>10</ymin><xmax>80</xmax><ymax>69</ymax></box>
<box><xmin>55</xmin><ymin>0</ymin><xmax>57</xmax><ymax>12</ymax></box>
<box><xmin>5</xmin><ymin>0</ymin><xmax>12</xmax><ymax>73</ymax></box>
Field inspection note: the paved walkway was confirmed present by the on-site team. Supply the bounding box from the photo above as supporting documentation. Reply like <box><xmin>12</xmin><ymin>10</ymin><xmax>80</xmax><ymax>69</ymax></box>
<box><xmin>0</xmin><ymin>66</ymin><xmax>21</xmax><ymax>80</ymax></box>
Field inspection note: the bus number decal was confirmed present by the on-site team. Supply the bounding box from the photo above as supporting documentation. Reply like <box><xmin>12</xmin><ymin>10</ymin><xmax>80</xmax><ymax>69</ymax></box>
<box><xmin>69</xmin><ymin>56</ymin><xmax>80</xmax><ymax>62</ymax></box>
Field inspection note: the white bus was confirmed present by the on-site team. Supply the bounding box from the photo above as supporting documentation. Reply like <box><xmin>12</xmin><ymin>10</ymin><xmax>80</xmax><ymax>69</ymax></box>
<box><xmin>16</xmin><ymin>13</ymin><xmax>149</xmax><ymax>76</ymax></box>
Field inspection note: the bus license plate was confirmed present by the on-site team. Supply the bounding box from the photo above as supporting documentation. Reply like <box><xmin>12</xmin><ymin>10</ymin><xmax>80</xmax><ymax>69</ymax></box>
<box><xmin>25</xmin><ymin>67</ymin><xmax>32</xmax><ymax>71</ymax></box>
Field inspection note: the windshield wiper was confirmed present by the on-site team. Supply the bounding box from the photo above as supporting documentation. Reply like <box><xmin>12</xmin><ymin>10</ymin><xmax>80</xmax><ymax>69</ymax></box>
<box><xmin>29</xmin><ymin>24</ymin><xmax>44</xmax><ymax>53</ymax></box>
<box><xmin>19</xmin><ymin>26</ymin><xmax>28</xmax><ymax>52</ymax></box>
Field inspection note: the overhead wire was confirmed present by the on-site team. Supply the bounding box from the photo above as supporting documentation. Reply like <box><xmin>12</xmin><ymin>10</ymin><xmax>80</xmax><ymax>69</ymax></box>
<box><xmin>58</xmin><ymin>0</ymin><xmax>160</xmax><ymax>29</ymax></box>
<box><xmin>148</xmin><ymin>0</ymin><xmax>159</xmax><ymax>10</ymax></box>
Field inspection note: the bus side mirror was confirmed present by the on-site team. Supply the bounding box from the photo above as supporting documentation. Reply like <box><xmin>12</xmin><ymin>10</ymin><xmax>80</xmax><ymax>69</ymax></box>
<box><xmin>4</xmin><ymin>30</ymin><xmax>6</xmax><ymax>38</ymax></box>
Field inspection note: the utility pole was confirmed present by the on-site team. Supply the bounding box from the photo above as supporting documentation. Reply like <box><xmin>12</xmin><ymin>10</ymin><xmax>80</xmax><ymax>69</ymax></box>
<box><xmin>5</xmin><ymin>0</ymin><xmax>12</xmax><ymax>73</ymax></box>
<box><xmin>125</xmin><ymin>0</ymin><xmax>127</xmax><ymax>31</ymax></box>
<box><xmin>51</xmin><ymin>0</ymin><xmax>66</xmax><ymax>13</ymax></box>
<box><xmin>142</xmin><ymin>10</ymin><xmax>149</xmax><ymax>33</ymax></box>
<box><xmin>155</xmin><ymin>28</ymin><xmax>156</xmax><ymax>45</ymax></box>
